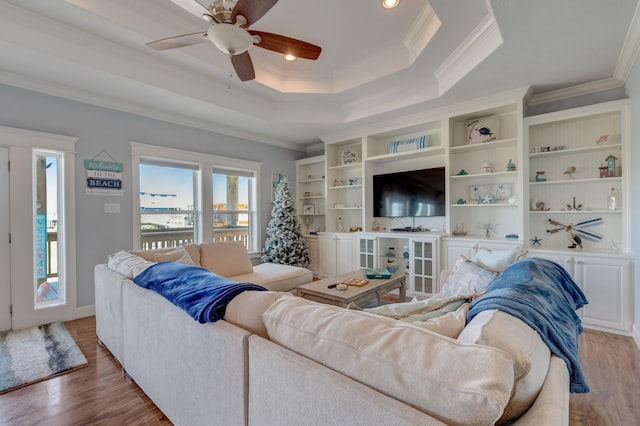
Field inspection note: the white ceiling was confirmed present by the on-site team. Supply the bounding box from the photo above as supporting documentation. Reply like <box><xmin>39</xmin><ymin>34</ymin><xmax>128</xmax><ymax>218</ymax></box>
<box><xmin>1</xmin><ymin>0</ymin><xmax>639</xmax><ymax>151</ymax></box>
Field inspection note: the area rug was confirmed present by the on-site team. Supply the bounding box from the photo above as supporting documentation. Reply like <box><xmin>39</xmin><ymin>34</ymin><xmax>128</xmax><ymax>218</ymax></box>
<box><xmin>0</xmin><ymin>322</ymin><xmax>88</xmax><ymax>394</ymax></box>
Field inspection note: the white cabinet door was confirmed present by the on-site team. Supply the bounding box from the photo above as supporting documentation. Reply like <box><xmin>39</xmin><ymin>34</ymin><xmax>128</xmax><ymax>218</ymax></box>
<box><xmin>573</xmin><ymin>256</ymin><xmax>632</xmax><ymax>332</ymax></box>
<box><xmin>336</xmin><ymin>235</ymin><xmax>356</xmax><ymax>275</ymax></box>
<box><xmin>527</xmin><ymin>250</ymin><xmax>632</xmax><ymax>333</ymax></box>
<box><xmin>409</xmin><ymin>237</ymin><xmax>440</xmax><ymax>297</ymax></box>
<box><xmin>317</xmin><ymin>234</ymin><xmax>337</xmax><ymax>278</ymax></box>
<box><xmin>526</xmin><ymin>250</ymin><xmax>576</xmax><ymax>278</ymax></box>
<box><xmin>356</xmin><ymin>235</ymin><xmax>377</xmax><ymax>269</ymax></box>
<box><xmin>442</xmin><ymin>240</ymin><xmax>476</xmax><ymax>271</ymax></box>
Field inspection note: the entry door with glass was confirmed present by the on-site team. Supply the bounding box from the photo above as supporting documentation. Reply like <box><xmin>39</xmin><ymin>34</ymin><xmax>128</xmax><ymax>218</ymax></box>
<box><xmin>2</xmin><ymin>125</ymin><xmax>77</xmax><ymax>331</ymax></box>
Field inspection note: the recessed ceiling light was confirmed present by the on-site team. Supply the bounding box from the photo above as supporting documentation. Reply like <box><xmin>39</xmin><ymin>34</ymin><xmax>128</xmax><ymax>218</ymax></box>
<box><xmin>382</xmin><ymin>0</ymin><xmax>399</xmax><ymax>9</ymax></box>
<box><xmin>284</xmin><ymin>54</ymin><xmax>297</xmax><ymax>61</ymax></box>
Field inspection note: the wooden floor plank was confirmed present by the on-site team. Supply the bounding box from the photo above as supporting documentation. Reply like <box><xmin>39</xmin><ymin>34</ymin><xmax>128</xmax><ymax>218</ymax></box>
<box><xmin>0</xmin><ymin>316</ymin><xmax>638</xmax><ymax>425</ymax></box>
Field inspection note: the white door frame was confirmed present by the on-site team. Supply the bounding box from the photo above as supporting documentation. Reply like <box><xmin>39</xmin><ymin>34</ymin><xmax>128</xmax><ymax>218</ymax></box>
<box><xmin>0</xmin><ymin>126</ymin><xmax>77</xmax><ymax>330</ymax></box>
<box><xmin>0</xmin><ymin>147</ymin><xmax>10</xmax><ymax>332</ymax></box>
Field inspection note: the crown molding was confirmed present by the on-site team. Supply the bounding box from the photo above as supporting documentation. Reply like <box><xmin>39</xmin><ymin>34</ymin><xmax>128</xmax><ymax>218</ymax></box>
<box><xmin>530</xmin><ymin>0</ymin><xmax>640</xmax><ymax>106</ymax></box>
<box><xmin>527</xmin><ymin>77</ymin><xmax>624</xmax><ymax>106</ymax></box>
<box><xmin>615</xmin><ymin>0</ymin><xmax>640</xmax><ymax>82</ymax></box>
<box><xmin>434</xmin><ymin>10</ymin><xmax>503</xmax><ymax>95</ymax></box>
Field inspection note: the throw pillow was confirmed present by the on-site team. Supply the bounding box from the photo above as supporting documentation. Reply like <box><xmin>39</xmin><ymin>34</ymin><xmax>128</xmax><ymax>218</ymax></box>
<box><xmin>472</xmin><ymin>247</ymin><xmax>527</xmax><ymax>272</ymax></box>
<box><xmin>363</xmin><ymin>297</ymin><xmax>469</xmax><ymax>338</ymax></box>
<box><xmin>154</xmin><ymin>247</ymin><xmax>195</xmax><ymax>265</ymax></box>
<box><xmin>438</xmin><ymin>256</ymin><xmax>497</xmax><ymax>297</ymax></box>
<box><xmin>411</xmin><ymin>302</ymin><xmax>469</xmax><ymax>338</ymax></box>
<box><xmin>107</xmin><ymin>250</ymin><xmax>153</xmax><ymax>278</ymax></box>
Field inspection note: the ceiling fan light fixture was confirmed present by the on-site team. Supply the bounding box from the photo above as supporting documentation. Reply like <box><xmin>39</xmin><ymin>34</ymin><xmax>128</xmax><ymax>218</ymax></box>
<box><xmin>207</xmin><ymin>24</ymin><xmax>254</xmax><ymax>55</ymax></box>
<box><xmin>382</xmin><ymin>0</ymin><xmax>399</xmax><ymax>9</ymax></box>
<box><xmin>283</xmin><ymin>54</ymin><xmax>297</xmax><ymax>61</ymax></box>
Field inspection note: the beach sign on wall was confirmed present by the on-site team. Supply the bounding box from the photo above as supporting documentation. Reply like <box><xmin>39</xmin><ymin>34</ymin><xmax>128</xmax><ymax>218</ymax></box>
<box><xmin>84</xmin><ymin>152</ymin><xmax>124</xmax><ymax>196</ymax></box>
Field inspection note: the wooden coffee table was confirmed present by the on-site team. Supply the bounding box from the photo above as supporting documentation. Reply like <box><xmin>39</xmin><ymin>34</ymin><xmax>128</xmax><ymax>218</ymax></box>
<box><xmin>297</xmin><ymin>270</ymin><xmax>406</xmax><ymax>308</ymax></box>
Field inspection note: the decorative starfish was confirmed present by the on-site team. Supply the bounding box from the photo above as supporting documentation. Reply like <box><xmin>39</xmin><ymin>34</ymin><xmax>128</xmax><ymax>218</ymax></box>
<box><xmin>531</xmin><ymin>236</ymin><xmax>542</xmax><ymax>246</ymax></box>
<box><xmin>479</xmin><ymin>193</ymin><xmax>496</xmax><ymax>204</ymax></box>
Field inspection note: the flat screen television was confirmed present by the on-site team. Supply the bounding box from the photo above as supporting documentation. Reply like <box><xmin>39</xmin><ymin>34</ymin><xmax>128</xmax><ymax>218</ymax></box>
<box><xmin>373</xmin><ymin>167</ymin><xmax>445</xmax><ymax>218</ymax></box>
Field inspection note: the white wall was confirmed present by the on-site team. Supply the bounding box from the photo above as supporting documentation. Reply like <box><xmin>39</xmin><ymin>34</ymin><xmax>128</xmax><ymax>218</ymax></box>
<box><xmin>0</xmin><ymin>84</ymin><xmax>305</xmax><ymax>309</ymax></box>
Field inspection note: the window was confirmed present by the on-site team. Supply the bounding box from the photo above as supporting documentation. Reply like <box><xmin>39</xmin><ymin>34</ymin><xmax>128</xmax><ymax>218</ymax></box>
<box><xmin>34</xmin><ymin>151</ymin><xmax>64</xmax><ymax>306</ymax></box>
<box><xmin>212</xmin><ymin>169</ymin><xmax>255</xmax><ymax>248</ymax></box>
<box><xmin>132</xmin><ymin>143</ymin><xmax>261</xmax><ymax>252</ymax></box>
<box><xmin>139</xmin><ymin>161</ymin><xmax>197</xmax><ymax>250</ymax></box>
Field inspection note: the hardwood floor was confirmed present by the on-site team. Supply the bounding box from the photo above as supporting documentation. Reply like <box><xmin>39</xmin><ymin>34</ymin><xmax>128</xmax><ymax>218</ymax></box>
<box><xmin>0</xmin><ymin>316</ymin><xmax>638</xmax><ymax>425</ymax></box>
<box><xmin>0</xmin><ymin>317</ymin><xmax>171</xmax><ymax>426</ymax></box>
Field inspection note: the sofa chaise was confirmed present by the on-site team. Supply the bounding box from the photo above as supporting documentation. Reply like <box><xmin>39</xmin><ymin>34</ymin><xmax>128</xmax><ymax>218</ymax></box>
<box><xmin>95</xmin><ymin>247</ymin><xmax>576</xmax><ymax>425</ymax></box>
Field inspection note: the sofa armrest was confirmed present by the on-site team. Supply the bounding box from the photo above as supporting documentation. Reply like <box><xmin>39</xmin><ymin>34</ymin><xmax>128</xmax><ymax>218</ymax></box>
<box><xmin>511</xmin><ymin>355</ymin><xmax>570</xmax><ymax>425</ymax></box>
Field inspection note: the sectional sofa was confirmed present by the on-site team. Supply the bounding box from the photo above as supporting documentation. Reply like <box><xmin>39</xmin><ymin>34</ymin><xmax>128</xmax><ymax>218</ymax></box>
<box><xmin>95</xmin><ymin>243</ymin><xmax>571</xmax><ymax>425</ymax></box>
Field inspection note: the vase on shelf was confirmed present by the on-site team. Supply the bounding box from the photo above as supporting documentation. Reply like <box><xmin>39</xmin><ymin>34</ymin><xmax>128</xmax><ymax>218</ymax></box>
<box><xmin>535</xmin><ymin>171</ymin><xmax>547</xmax><ymax>182</ymax></box>
<box><xmin>386</xmin><ymin>259</ymin><xmax>398</xmax><ymax>273</ymax></box>
<box><xmin>607</xmin><ymin>188</ymin><xmax>618</xmax><ymax>211</ymax></box>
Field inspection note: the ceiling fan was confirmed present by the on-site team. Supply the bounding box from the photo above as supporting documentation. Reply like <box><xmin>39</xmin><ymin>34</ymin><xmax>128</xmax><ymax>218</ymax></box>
<box><xmin>147</xmin><ymin>0</ymin><xmax>322</xmax><ymax>81</ymax></box>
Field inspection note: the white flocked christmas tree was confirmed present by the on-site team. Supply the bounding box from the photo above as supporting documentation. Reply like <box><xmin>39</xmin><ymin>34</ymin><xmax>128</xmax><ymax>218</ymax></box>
<box><xmin>262</xmin><ymin>180</ymin><xmax>310</xmax><ymax>267</ymax></box>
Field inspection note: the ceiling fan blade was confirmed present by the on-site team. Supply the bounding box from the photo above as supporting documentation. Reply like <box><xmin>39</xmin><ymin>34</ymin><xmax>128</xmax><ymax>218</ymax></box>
<box><xmin>170</xmin><ymin>0</ymin><xmax>210</xmax><ymax>20</ymax></box>
<box><xmin>146</xmin><ymin>32</ymin><xmax>207</xmax><ymax>50</ymax></box>
<box><xmin>249</xmin><ymin>31</ymin><xmax>321</xmax><ymax>60</ymax></box>
<box><xmin>231</xmin><ymin>51</ymin><xmax>256</xmax><ymax>81</ymax></box>
<box><xmin>232</xmin><ymin>0</ymin><xmax>278</xmax><ymax>26</ymax></box>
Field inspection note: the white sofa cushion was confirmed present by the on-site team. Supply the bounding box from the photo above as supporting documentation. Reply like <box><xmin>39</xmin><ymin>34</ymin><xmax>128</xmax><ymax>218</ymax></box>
<box><xmin>263</xmin><ymin>295</ymin><xmax>515</xmax><ymax>426</ymax></box>
<box><xmin>233</xmin><ymin>262</ymin><xmax>312</xmax><ymax>292</ymax></box>
<box><xmin>411</xmin><ymin>302</ymin><xmax>469</xmax><ymax>338</ymax></box>
<box><xmin>200</xmin><ymin>242</ymin><xmax>254</xmax><ymax>277</ymax></box>
<box><xmin>457</xmin><ymin>309</ymin><xmax>551</xmax><ymax>423</ymax></box>
<box><xmin>224</xmin><ymin>291</ymin><xmax>287</xmax><ymax>338</ymax></box>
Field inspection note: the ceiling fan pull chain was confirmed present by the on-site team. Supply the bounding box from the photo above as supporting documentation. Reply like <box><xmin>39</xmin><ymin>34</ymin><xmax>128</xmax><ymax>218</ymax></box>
<box><xmin>228</xmin><ymin>73</ymin><xmax>233</xmax><ymax>90</ymax></box>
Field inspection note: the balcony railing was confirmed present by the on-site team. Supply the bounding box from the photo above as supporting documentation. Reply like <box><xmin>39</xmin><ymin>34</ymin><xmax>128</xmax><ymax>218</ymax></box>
<box><xmin>44</xmin><ymin>227</ymin><xmax>249</xmax><ymax>279</ymax></box>
<box><xmin>140</xmin><ymin>227</ymin><xmax>249</xmax><ymax>251</ymax></box>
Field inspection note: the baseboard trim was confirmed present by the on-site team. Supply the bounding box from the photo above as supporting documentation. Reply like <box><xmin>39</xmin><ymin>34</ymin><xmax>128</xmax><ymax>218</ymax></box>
<box><xmin>76</xmin><ymin>304</ymin><xmax>95</xmax><ymax>319</ymax></box>
<box><xmin>633</xmin><ymin>324</ymin><xmax>640</xmax><ymax>350</ymax></box>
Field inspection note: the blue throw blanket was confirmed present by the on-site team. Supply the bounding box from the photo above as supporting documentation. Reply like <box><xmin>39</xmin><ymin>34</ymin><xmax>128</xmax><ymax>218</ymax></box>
<box><xmin>467</xmin><ymin>258</ymin><xmax>589</xmax><ymax>393</ymax></box>
<box><xmin>133</xmin><ymin>262</ymin><xmax>267</xmax><ymax>323</ymax></box>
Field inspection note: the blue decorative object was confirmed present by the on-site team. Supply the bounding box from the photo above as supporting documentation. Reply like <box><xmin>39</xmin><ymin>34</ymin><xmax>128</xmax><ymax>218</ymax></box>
<box><xmin>531</xmin><ymin>236</ymin><xmax>542</xmax><ymax>246</ymax></box>
<box><xmin>506</xmin><ymin>159</ymin><xmax>517</xmax><ymax>171</ymax></box>
<box><xmin>505</xmin><ymin>234</ymin><xmax>519</xmax><ymax>239</ymax></box>
<box><xmin>535</xmin><ymin>171</ymin><xmax>547</xmax><ymax>182</ymax></box>
<box><xmin>605</xmin><ymin>154</ymin><xmax>617</xmax><ymax>177</ymax></box>
<box><xmin>456</xmin><ymin>198</ymin><xmax>466</xmax><ymax>204</ymax></box>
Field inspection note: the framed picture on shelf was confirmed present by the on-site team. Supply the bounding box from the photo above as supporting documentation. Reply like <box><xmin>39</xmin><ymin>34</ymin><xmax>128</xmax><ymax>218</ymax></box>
<box><xmin>271</xmin><ymin>172</ymin><xmax>287</xmax><ymax>201</ymax></box>
<box><xmin>302</xmin><ymin>204</ymin><xmax>315</xmax><ymax>215</ymax></box>
<box><xmin>340</xmin><ymin>145</ymin><xmax>361</xmax><ymax>165</ymax></box>
<box><xmin>465</xmin><ymin>116</ymin><xmax>500</xmax><ymax>144</ymax></box>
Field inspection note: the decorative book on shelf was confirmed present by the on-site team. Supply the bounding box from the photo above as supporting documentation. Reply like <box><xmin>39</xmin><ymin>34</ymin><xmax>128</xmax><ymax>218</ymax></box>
<box><xmin>389</xmin><ymin>135</ymin><xmax>429</xmax><ymax>153</ymax></box>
